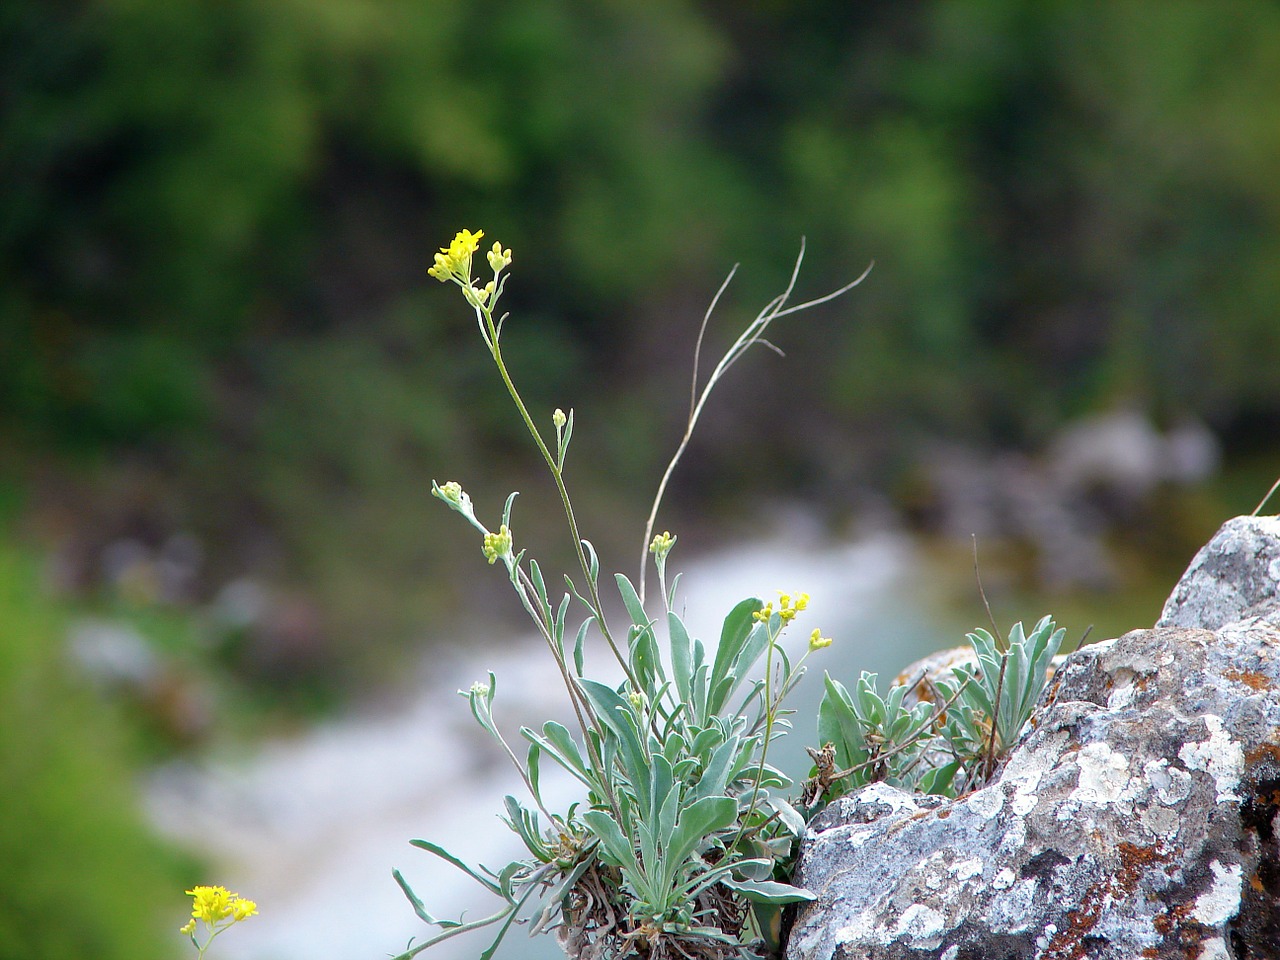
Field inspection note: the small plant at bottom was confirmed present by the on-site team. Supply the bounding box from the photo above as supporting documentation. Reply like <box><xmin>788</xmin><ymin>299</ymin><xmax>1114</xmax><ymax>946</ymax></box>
<box><xmin>393</xmin><ymin>230</ymin><xmax>869</xmax><ymax>960</ymax></box>
<box><xmin>934</xmin><ymin>615</ymin><xmax>1065</xmax><ymax>789</ymax></box>
<box><xmin>806</xmin><ymin>615</ymin><xmax>1066</xmax><ymax>807</ymax></box>
<box><xmin>179</xmin><ymin>885</ymin><xmax>257</xmax><ymax>959</ymax></box>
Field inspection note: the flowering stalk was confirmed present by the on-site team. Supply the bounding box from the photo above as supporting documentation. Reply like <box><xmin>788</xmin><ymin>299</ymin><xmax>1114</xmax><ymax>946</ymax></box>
<box><xmin>428</xmin><ymin>229</ymin><xmax>633</xmax><ymax>682</ymax></box>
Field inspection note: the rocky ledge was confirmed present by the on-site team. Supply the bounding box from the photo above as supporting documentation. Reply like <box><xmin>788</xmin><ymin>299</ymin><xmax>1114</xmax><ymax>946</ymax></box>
<box><xmin>788</xmin><ymin>515</ymin><xmax>1280</xmax><ymax>960</ymax></box>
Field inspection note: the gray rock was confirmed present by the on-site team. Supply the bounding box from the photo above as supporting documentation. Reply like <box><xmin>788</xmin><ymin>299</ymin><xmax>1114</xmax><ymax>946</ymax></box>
<box><xmin>788</xmin><ymin>516</ymin><xmax>1280</xmax><ymax>960</ymax></box>
<box><xmin>1158</xmin><ymin>514</ymin><xmax>1280</xmax><ymax>630</ymax></box>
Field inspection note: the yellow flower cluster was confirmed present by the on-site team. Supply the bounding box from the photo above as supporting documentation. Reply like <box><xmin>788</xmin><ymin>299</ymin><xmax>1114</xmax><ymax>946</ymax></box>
<box><xmin>482</xmin><ymin>524</ymin><xmax>513</xmax><ymax>564</ymax></box>
<box><xmin>776</xmin><ymin>592</ymin><xmax>809</xmax><ymax>622</ymax></box>
<box><xmin>754</xmin><ymin>591</ymin><xmax>810</xmax><ymax>624</ymax></box>
<box><xmin>428</xmin><ymin>228</ymin><xmax>485</xmax><ymax>283</ymax></box>
<box><xmin>186</xmin><ymin>885</ymin><xmax>258</xmax><ymax>925</ymax></box>
<box><xmin>750</xmin><ymin>591</ymin><xmax>831</xmax><ymax>650</ymax></box>
<box><xmin>180</xmin><ymin>885</ymin><xmax>257</xmax><ymax>950</ymax></box>
<box><xmin>427</xmin><ymin>229</ymin><xmax>512</xmax><ymax>295</ymax></box>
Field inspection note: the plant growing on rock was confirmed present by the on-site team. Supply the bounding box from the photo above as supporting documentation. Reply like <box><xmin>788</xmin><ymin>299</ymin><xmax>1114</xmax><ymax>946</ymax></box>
<box><xmin>805</xmin><ymin>615</ymin><xmax>1065</xmax><ymax>807</ymax></box>
<box><xmin>934</xmin><ymin>615</ymin><xmax>1065</xmax><ymax>788</ymax></box>
<box><xmin>395</xmin><ymin>228</ymin><xmax>1072</xmax><ymax>959</ymax></box>
<box><xmin>393</xmin><ymin>229</ymin><xmax>867</xmax><ymax>960</ymax></box>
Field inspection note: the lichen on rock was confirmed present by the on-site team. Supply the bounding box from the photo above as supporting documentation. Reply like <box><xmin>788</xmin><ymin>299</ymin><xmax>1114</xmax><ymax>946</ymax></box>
<box><xmin>788</xmin><ymin>515</ymin><xmax>1280</xmax><ymax>960</ymax></box>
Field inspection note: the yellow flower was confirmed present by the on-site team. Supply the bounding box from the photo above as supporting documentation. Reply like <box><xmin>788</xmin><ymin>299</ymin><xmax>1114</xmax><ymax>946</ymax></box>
<box><xmin>451</xmin><ymin>228</ymin><xmax>484</xmax><ymax>257</ymax></box>
<box><xmin>180</xmin><ymin>919</ymin><xmax>197</xmax><ymax>937</ymax></box>
<box><xmin>185</xmin><ymin>885</ymin><xmax>257</xmax><ymax>927</ymax></box>
<box><xmin>773</xmin><ymin>590</ymin><xmax>810</xmax><ymax>622</ymax></box>
<box><xmin>427</xmin><ymin>228</ymin><xmax>485</xmax><ymax>282</ymax></box>
<box><xmin>187</xmin><ymin>885</ymin><xmax>234</xmax><ymax>923</ymax></box>
<box><xmin>753</xmin><ymin>602</ymin><xmax>774</xmax><ymax>623</ymax></box>
<box><xmin>809</xmin><ymin>628</ymin><xmax>832</xmax><ymax>651</ymax></box>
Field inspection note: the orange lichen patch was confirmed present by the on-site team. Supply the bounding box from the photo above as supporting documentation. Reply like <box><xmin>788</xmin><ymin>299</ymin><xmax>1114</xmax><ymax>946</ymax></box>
<box><xmin>1224</xmin><ymin>668</ymin><xmax>1272</xmax><ymax>691</ymax></box>
<box><xmin>1150</xmin><ymin>900</ymin><xmax>1213</xmax><ymax>957</ymax></box>
<box><xmin>1043</xmin><ymin>844</ymin><xmax>1172</xmax><ymax>960</ymax></box>
<box><xmin>1141</xmin><ymin>949</ymin><xmax>1159</xmax><ymax>958</ymax></box>
<box><xmin>1115</xmin><ymin>842</ymin><xmax>1171</xmax><ymax>893</ymax></box>
<box><xmin>937</xmin><ymin>808</ymin><xmax>951</xmax><ymax>819</ymax></box>
<box><xmin>1244</xmin><ymin>742</ymin><xmax>1280</xmax><ymax>768</ymax></box>
<box><xmin>1052</xmin><ymin>844</ymin><xmax>1173</xmax><ymax>959</ymax></box>
<box><xmin>1251</xmin><ymin>871</ymin><xmax>1267</xmax><ymax>893</ymax></box>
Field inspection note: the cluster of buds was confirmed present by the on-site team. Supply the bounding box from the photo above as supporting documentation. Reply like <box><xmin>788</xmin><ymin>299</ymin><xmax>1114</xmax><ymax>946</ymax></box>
<box><xmin>752</xmin><ymin>591</ymin><xmax>832</xmax><ymax>651</ymax></box>
<box><xmin>648</xmin><ymin>530</ymin><xmax>676</xmax><ymax>564</ymax></box>
<box><xmin>486</xmin><ymin>240</ymin><xmax>513</xmax><ymax>273</ymax></box>
<box><xmin>753</xmin><ymin>591</ymin><xmax>810</xmax><ymax>624</ymax></box>
<box><xmin>467</xmin><ymin>279</ymin><xmax>497</xmax><ymax>307</ymax></box>
<box><xmin>776</xmin><ymin>592</ymin><xmax>810</xmax><ymax>622</ymax></box>
<box><xmin>482</xmin><ymin>524</ymin><xmax>513</xmax><ymax>564</ymax></box>
<box><xmin>433</xmin><ymin>479</ymin><xmax>479</xmax><ymax>526</ymax></box>
<box><xmin>627</xmin><ymin>688</ymin><xmax>648</xmax><ymax>714</ymax></box>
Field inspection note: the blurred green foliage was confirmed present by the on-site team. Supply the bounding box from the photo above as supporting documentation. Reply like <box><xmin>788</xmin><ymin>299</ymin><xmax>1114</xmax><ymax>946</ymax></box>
<box><xmin>3</xmin><ymin>0</ymin><xmax>1279</xmax><ymax>670</ymax></box>
<box><xmin>0</xmin><ymin>539</ymin><xmax>188</xmax><ymax>960</ymax></box>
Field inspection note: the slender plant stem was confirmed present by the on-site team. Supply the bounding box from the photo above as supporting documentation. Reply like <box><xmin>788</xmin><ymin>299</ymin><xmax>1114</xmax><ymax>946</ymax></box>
<box><xmin>732</xmin><ymin>619</ymin><xmax>780</xmax><ymax>851</ymax></box>
<box><xmin>471</xmin><ymin>302</ymin><xmax>628</xmax><ymax>820</ymax></box>
<box><xmin>482</xmin><ymin>309</ymin><xmax>637</xmax><ymax>686</ymax></box>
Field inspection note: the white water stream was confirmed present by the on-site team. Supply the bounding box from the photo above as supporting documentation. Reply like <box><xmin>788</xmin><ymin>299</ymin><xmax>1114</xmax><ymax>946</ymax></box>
<box><xmin>147</xmin><ymin>528</ymin><xmax>947</xmax><ymax>960</ymax></box>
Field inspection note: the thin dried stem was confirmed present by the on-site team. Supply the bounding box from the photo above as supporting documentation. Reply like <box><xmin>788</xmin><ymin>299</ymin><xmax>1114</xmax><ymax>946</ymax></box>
<box><xmin>1252</xmin><ymin>476</ymin><xmax>1280</xmax><ymax>516</ymax></box>
<box><xmin>638</xmin><ymin>245</ymin><xmax>872</xmax><ymax>602</ymax></box>
<box><xmin>972</xmin><ymin>535</ymin><xmax>1005</xmax><ymax>648</ymax></box>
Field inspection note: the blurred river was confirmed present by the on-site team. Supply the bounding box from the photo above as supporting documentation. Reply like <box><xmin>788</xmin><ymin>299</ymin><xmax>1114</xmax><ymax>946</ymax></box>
<box><xmin>146</xmin><ymin>526</ymin><xmax>953</xmax><ymax>960</ymax></box>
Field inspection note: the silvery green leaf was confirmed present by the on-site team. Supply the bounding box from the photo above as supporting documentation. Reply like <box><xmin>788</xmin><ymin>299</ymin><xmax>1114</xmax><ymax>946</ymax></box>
<box><xmin>719</xmin><ymin>876</ymin><xmax>816</xmax><ymax>904</ymax></box>
<box><xmin>708</xmin><ymin>598</ymin><xmax>761</xmax><ymax>708</ymax></box>
<box><xmin>529</xmin><ymin>559</ymin><xmax>550</xmax><ymax>620</ymax></box>
<box><xmin>765</xmin><ymin>795</ymin><xmax>807</xmax><ymax>836</ymax></box>
<box><xmin>581</xmin><ymin>809</ymin><xmax>638</xmax><ymax>871</ymax></box>
<box><xmin>668</xmin><ymin>611</ymin><xmax>694</xmax><ymax>704</ymax></box>
<box><xmin>572</xmin><ymin>618</ymin><xmax>590</xmax><ymax>676</ymax></box>
<box><xmin>407</xmin><ymin>839</ymin><xmax>502</xmax><ymax>895</ymax></box>
<box><xmin>662</xmin><ymin>796</ymin><xmax>737</xmax><ymax>891</ymax></box>
<box><xmin>580</xmin><ymin>538</ymin><xmax>600</xmax><ymax>586</ymax></box>
<box><xmin>393</xmin><ymin>868</ymin><xmax>461</xmax><ymax>927</ymax></box>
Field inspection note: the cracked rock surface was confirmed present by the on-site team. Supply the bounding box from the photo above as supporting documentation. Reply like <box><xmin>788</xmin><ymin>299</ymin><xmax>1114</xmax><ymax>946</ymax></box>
<box><xmin>788</xmin><ymin>515</ymin><xmax>1280</xmax><ymax>960</ymax></box>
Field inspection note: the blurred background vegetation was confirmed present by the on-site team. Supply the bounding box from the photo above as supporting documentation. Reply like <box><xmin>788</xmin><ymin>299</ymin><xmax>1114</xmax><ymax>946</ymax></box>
<box><xmin>2</xmin><ymin>1</ymin><xmax>1280</xmax><ymax>953</ymax></box>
